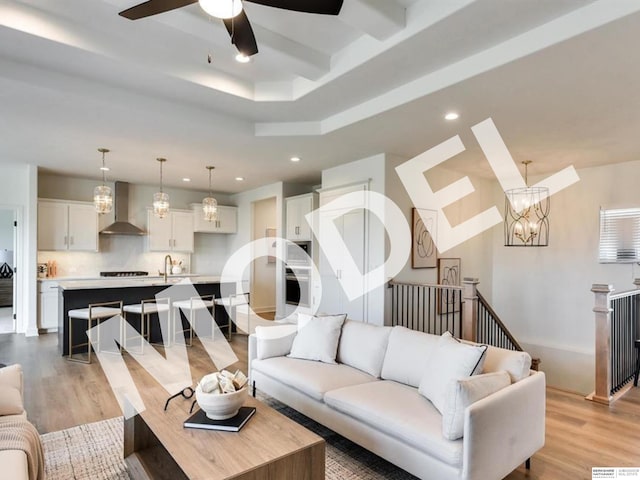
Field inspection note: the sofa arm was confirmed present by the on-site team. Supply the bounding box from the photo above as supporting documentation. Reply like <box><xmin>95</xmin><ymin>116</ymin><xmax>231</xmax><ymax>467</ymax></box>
<box><xmin>462</xmin><ymin>371</ymin><xmax>545</xmax><ymax>480</ymax></box>
<box><xmin>0</xmin><ymin>364</ymin><xmax>23</xmax><ymax>397</ymax></box>
<box><xmin>248</xmin><ymin>334</ymin><xmax>258</xmax><ymax>381</ymax></box>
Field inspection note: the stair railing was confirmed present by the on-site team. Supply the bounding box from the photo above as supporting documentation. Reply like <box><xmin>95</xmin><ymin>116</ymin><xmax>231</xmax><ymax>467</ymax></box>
<box><xmin>390</xmin><ymin>278</ymin><xmax>539</xmax><ymax>370</ymax></box>
<box><xmin>591</xmin><ymin>280</ymin><xmax>640</xmax><ymax>405</ymax></box>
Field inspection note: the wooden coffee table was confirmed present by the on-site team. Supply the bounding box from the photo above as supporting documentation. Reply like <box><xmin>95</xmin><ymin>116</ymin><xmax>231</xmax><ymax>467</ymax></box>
<box><xmin>123</xmin><ymin>378</ymin><xmax>325</xmax><ymax>480</ymax></box>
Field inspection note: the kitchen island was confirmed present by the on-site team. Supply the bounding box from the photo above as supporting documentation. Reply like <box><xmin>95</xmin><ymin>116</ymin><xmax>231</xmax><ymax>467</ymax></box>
<box><xmin>56</xmin><ymin>276</ymin><xmax>233</xmax><ymax>356</ymax></box>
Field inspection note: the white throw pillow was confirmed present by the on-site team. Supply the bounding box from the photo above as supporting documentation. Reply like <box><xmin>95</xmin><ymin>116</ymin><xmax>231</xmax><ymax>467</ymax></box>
<box><xmin>254</xmin><ymin>325</ymin><xmax>298</xmax><ymax>360</ymax></box>
<box><xmin>337</xmin><ymin>320</ymin><xmax>392</xmax><ymax>377</ymax></box>
<box><xmin>288</xmin><ymin>314</ymin><xmax>346</xmax><ymax>363</ymax></box>
<box><xmin>418</xmin><ymin>331</ymin><xmax>487</xmax><ymax>413</ymax></box>
<box><xmin>441</xmin><ymin>371</ymin><xmax>511</xmax><ymax>440</ymax></box>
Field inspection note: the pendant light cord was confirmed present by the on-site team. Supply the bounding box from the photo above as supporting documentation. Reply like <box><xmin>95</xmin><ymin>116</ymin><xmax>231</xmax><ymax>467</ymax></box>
<box><xmin>101</xmin><ymin>151</ymin><xmax>106</xmax><ymax>186</ymax></box>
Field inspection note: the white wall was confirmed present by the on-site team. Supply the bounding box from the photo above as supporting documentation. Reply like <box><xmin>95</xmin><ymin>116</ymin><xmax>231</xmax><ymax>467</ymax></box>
<box><xmin>251</xmin><ymin>197</ymin><xmax>277</xmax><ymax>313</ymax></box>
<box><xmin>0</xmin><ymin>210</ymin><xmax>14</xmax><ymax>251</ymax></box>
<box><xmin>490</xmin><ymin>159</ymin><xmax>640</xmax><ymax>394</ymax></box>
<box><xmin>230</xmin><ymin>182</ymin><xmax>286</xmax><ymax>316</ymax></box>
<box><xmin>0</xmin><ymin>163</ymin><xmax>38</xmax><ymax>335</ymax></box>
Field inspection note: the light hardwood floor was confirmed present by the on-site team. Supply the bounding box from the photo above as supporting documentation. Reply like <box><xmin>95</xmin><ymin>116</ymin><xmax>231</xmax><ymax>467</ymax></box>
<box><xmin>1</xmin><ymin>331</ymin><xmax>640</xmax><ymax>479</ymax></box>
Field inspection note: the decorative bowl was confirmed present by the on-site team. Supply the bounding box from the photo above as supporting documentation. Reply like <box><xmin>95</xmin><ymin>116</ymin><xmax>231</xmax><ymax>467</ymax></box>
<box><xmin>195</xmin><ymin>384</ymin><xmax>248</xmax><ymax>420</ymax></box>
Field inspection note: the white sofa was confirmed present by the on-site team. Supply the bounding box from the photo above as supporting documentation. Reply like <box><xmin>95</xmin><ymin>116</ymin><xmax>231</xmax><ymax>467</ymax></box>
<box><xmin>248</xmin><ymin>319</ymin><xmax>545</xmax><ymax>480</ymax></box>
<box><xmin>0</xmin><ymin>364</ymin><xmax>30</xmax><ymax>480</ymax></box>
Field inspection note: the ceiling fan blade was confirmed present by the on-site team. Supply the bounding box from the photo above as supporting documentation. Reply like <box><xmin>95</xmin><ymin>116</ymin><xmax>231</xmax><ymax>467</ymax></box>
<box><xmin>223</xmin><ymin>11</ymin><xmax>259</xmax><ymax>56</ymax></box>
<box><xmin>246</xmin><ymin>0</ymin><xmax>343</xmax><ymax>15</ymax></box>
<box><xmin>119</xmin><ymin>0</ymin><xmax>198</xmax><ymax>20</ymax></box>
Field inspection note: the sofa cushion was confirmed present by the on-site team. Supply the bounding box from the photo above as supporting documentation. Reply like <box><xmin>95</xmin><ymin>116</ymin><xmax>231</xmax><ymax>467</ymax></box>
<box><xmin>482</xmin><ymin>346</ymin><xmax>532</xmax><ymax>383</ymax></box>
<box><xmin>442</xmin><ymin>371</ymin><xmax>511</xmax><ymax>440</ymax></box>
<box><xmin>337</xmin><ymin>320</ymin><xmax>392</xmax><ymax>378</ymax></box>
<box><xmin>324</xmin><ymin>380</ymin><xmax>462</xmax><ymax>467</ymax></box>
<box><xmin>288</xmin><ymin>314</ymin><xmax>346</xmax><ymax>364</ymax></box>
<box><xmin>254</xmin><ymin>325</ymin><xmax>298</xmax><ymax>360</ymax></box>
<box><xmin>0</xmin><ymin>364</ymin><xmax>23</xmax><ymax>395</ymax></box>
<box><xmin>381</xmin><ymin>327</ymin><xmax>440</xmax><ymax>387</ymax></box>
<box><xmin>0</xmin><ymin>386</ymin><xmax>24</xmax><ymax>416</ymax></box>
<box><xmin>252</xmin><ymin>357</ymin><xmax>377</xmax><ymax>401</ymax></box>
<box><xmin>418</xmin><ymin>332</ymin><xmax>487</xmax><ymax>413</ymax></box>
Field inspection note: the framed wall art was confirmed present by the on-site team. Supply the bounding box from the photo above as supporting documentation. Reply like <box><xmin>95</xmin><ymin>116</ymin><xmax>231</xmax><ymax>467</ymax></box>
<box><xmin>412</xmin><ymin>208</ymin><xmax>437</xmax><ymax>268</ymax></box>
<box><xmin>438</xmin><ymin>257</ymin><xmax>461</xmax><ymax>314</ymax></box>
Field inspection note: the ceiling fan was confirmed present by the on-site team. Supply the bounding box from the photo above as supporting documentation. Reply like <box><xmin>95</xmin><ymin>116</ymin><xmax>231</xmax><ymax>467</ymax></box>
<box><xmin>119</xmin><ymin>0</ymin><xmax>344</xmax><ymax>57</ymax></box>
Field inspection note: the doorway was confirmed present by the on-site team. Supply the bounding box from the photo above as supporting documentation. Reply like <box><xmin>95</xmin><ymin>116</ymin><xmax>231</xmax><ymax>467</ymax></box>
<box><xmin>0</xmin><ymin>208</ymin><xmax>17</xmax><ymax>334</ymax></box>
<box><xmin>251</xmin><ymin>197</ymin><xmax>277</xmax><ymax>320</ymax></box>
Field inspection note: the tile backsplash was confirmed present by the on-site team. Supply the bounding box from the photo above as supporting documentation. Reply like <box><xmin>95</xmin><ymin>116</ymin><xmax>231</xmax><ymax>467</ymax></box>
<box><xmin>37</xmin><ymin>235</ymin><xmax>191</xmax><ymax>278</ymax></box>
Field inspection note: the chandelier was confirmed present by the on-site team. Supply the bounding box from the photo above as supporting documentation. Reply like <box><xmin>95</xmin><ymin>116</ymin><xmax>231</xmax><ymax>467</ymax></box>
<box><xmin>93</xmin><ymin>148</ymin><xmax>113</xmax><ymax>214</ymax></box>
<box><xmin>504</xmin><ymin>160</ymin><xmax>549</xmax><ymax>247</ymax></box>
<box><xmin>203</xmin><ymin>166</ymin><xmax>218</xmax><ymax>222</ymax></box>
<box><xmin>153</xmin><ymin>158</ymin><xmax>170</xmax><ymax>218</ymax></box>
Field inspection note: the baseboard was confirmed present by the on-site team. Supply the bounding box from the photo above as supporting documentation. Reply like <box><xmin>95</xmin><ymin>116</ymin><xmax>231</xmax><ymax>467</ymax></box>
<box><xmin>251</xmin><ymin>306</ymin><xmax>276</xmax><ymax>314</ymax></box>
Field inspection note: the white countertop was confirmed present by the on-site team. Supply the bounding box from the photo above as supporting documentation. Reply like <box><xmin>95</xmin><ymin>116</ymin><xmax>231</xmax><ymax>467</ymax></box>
<box><xmin>39</xmin><ymin>273</ymin><xmax>202</xmax><ymax>282</ymax></box>
<box><xmin>55</xmin><ymin>275</ymin><xmax>224</xmax><ymax>290</ymax></box>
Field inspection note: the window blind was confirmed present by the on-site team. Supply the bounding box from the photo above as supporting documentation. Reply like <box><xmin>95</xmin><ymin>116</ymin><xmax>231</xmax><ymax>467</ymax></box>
<box><xmin>599</xmin><ymin>208</ymin><xmax>640</xmax><ymax>263</ymax></box>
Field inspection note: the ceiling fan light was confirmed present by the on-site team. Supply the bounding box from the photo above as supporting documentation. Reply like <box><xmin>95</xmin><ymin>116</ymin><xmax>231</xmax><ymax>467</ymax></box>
<box><xmin>199</xmin><ymin>0</ymin><xmax>243</xmax><ymax>19</ymax></box>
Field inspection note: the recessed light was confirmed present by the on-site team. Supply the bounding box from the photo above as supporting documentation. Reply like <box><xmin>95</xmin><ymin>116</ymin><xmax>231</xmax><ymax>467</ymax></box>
<box><xmin>444</xmin><ymin>112</ymin><xmax>459</xmax><ymax>121</ymax></box>
<box><xmin>235</xmin><ymin>176</ymin><xmax>244</xmax><ymax>181</ymax></box>
<box><xmin>100</xmin><ymin>166</ymin><xmax>110</xmax><ymax>172</ymax></box>
<box><xmin>235</xmin><ymin>53</ymin><xmax>251</xmax><ymax>63</ymax></box>
<box><xmin>290</xmin><ymin>156</ymin><xmax>301</xmax><ymax>162</ymax></box>
<box><xmin>182</xmin><ymin>178</ymin><xmax>191</xmax><ymax>182</ymax></box>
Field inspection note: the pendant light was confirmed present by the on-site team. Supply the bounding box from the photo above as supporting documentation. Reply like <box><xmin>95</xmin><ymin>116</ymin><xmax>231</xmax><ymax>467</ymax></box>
<box><xmin>504</xmin><ymin>160</ymin><xmax>550</xmax><ymax>247</ymax></box>
<box><xmin>203</xmin><ymin>166</ymin><xmax>218</xmax><ymax>222</ymax></box>
<box><xmin>93</xmin><ymin>148</ymin><xmax>113</xmax><ymax>214</ymax></box>
<box><xmin>153</xmin><ymin>158</ymin><xmax>170</xmax><ymax>218</ymax></box>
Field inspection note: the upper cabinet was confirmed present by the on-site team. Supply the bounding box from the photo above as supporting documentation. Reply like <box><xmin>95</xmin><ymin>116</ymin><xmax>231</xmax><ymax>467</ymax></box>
<box><xmin>38</xmin><ymin>200</ymin><xmax>98</xmax><ymax>252</ymax></box>
<box><xmin>286</xmin><ymin>193</ymin><xmax>317</xmax><ymax>241</ymax></box>
<box><xmin>191</xmin><ymin>204</ymin><xmax>238</xmax><ymax>234</ymax></box>
<box><xmin>147</xmin><ymin>210</ymin><xmax>194</xmax><ymax>252</ymax></box>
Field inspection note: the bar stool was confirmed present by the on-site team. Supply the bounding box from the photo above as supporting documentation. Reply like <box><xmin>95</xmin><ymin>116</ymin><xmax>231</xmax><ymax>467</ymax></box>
<box><xmin>122</xmin><ymin>298</ymin><xmax>171</xmax><ymax>352</ymax></box>
<box><xmin>634</xmin><ymin>339</ymin><xmax>640</xmax><ymax>387</ymax></box>
<box><xmin>172</xmin><ymin>294</ymin><xmax>218</xmax><ymax>346</ymax></box>
<box><xmin>214</xmin><ymin>292</ymin><xmax>250</xmax><ymax>339</ymax></box>
<box><xmin>67</xmin><ymin>301</ymin><xmax>123</xmax><ymax>364</ymax></box>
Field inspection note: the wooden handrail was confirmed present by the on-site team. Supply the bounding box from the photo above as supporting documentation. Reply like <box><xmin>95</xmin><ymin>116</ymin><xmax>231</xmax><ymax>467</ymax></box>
<box><xmin>477</xmin><ymin>290</ymin><xmax>523</xmax><ymax>351</ymax></box>
<box><xmin>388</xmin><ymin>280</ymin><xmax>463</xmax><ymax>291</ymax></box>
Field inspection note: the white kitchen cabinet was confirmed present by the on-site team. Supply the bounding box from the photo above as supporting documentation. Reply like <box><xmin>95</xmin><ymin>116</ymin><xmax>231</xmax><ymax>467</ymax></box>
<box><xmin>191</xmin><ymin>204</ymin><xmax>237</xmax><ymax>234</ymax></box>
<box><xmin>286</xmin><ymin>193</ymin><xmax>316</xmax><ymax>241</ymax></box>
<box><xmin>147</xmin><ymin>209</ymin><xmax>194</xmax><ymax>252</ymax></box>
<box><xmin>38</xmin><ymin>200</ymin><xmax>98</xmax><ymax>252</ymax></box>
<box><xmin>38</xmin><ymin>280</ymin><xmax>59</xmax><ymax>331</ymax></box>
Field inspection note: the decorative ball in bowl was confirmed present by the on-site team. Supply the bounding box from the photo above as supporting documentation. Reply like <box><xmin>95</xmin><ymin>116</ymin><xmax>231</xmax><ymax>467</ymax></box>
<box><xmin>195</xmin><ymin>370</ymin><xmax>249</xmax><ymax>420</ymax></box>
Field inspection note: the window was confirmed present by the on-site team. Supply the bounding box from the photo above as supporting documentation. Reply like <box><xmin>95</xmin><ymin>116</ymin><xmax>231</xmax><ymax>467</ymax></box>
<box><xmin>599</xmin><ymin>208</ymin><xmax>640</xmax><ymax>263</ymax></box>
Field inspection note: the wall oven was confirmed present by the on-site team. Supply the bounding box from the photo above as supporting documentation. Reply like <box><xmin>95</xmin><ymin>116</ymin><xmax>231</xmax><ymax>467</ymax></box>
<box><xmin>285</xmin><ymin>266</ymin><xmax>310</xmax><ymax>307</ymax></box>
<box><xmin>285</xmin><ymin>241</ymin><xmax>311</xmax><ymax>307</ymax></box>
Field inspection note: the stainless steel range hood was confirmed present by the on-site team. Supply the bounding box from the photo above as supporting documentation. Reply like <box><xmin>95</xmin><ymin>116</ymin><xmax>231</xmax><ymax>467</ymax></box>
<box><xmin>100</xmin><ymin>181</ymin><xmax>146</xmax><ymax>235</ymax></box>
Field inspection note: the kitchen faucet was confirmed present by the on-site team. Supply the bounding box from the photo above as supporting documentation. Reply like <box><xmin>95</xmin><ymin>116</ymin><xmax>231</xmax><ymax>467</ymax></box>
<box><xmin>163</xmin><ymin>254</ymin><xmax>173</xmax><ymax>282</ymax></box>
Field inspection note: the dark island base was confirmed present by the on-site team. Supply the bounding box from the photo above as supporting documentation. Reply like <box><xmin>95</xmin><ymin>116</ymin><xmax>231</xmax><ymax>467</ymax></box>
<box><xmin>59</xmin><ymin>282</ymin><xmax>233</xmax><ymax>356</ymax></box>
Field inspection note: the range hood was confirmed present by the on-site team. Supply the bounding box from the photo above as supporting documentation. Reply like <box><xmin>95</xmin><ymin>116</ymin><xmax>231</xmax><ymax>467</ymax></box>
<box><xmin>100</xmin><ymin>181</ymin><xmax>146</xmax><ymax>235</ymax></box>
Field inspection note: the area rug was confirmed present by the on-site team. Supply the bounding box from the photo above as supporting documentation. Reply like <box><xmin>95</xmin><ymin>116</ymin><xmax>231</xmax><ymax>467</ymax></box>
<box><xmin>41</xmin><ymin>394</ymin><xmax>417</xmax><ymax>480</ymax></box>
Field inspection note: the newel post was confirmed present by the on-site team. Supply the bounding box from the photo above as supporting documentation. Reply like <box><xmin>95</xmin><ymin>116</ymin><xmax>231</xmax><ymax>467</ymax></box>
<box><xmin>462</xmin><ymin>278</ymin><xmax>479</xmax><ymax>342</ymax></box>
<box><xmin>592</xmin><ymin>284</ymin><xmax>614</xmax><ymax>405</ymax></box>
